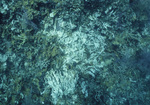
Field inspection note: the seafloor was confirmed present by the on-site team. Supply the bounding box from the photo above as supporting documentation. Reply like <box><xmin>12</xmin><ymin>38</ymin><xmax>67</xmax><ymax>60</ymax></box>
<box><xmin>0</xmin><ymin>0</ymin><xmax>150</xmax><ymax>105</ymax></box>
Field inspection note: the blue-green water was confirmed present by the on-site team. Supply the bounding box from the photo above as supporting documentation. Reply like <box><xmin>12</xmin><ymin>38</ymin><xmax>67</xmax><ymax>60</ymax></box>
<box><xmin>0</xmin><ymin>0</ymin><xmax>150</xmax><ymax>105</ymax></box>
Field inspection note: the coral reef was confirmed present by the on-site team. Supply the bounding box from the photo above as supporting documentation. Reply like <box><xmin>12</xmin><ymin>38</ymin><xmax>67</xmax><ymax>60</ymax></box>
<box><xmin>0</xmin><ymin>0</ymin><xmax>150</xmax><ymax>105</ymax></box>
